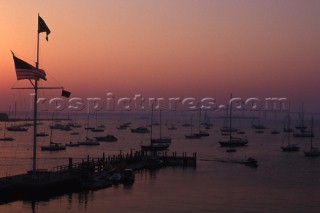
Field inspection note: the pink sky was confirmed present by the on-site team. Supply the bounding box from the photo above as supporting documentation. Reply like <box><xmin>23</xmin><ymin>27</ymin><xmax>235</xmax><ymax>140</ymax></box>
<box><xmin>1</xmin><ymin>1</ymin><xmax>320</xmax><ymax>113</ymax></box>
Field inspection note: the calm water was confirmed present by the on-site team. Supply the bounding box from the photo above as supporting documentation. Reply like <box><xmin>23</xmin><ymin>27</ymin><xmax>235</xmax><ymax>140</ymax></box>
<box><xmin>0</xmin><ymin>113</ymin><xmax>319</xmax><ymax>213</ymax></box>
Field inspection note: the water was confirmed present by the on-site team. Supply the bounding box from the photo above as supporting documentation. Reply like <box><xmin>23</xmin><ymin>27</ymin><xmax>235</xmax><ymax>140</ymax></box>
<box><xmin>0</xmin><ymin>114</ymin><xmax>319</xmax><ymax>213</ymax></box>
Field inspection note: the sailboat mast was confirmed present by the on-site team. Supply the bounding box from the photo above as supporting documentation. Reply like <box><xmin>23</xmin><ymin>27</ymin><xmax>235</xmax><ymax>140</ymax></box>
<box><xmin>198</xmin><ymin>105</ymin><xmax>201</xmax><ymax>134</ymax></box>
<box><xmin>310</xmin><ymin>117</ymin><xmax>313</xmax><ymax>149</ymax></box>
<box><xmin>86</xmin><ymin>114</ymin><xmax>90</xmax><ymax>138</ymax></box>
<box><xmin>3</xmin><ymin>122</ymin><xmax>6</xmax><ymax>138</ymax></box>
<box><xmin>14</xmin><ymin>102</ymin><xmax>17</xmax><ymax>121</ymax></box>
<box><xmin>229</xmin><ymin>94</ymin><xmax>233</xmax><ymax>140</ymax></box>
<box><xmin>160</xmin><ymin>110</ymin><xmax>162</xmax><ymax>139</ymax></box>
<box><xmin>190</xmin><ymin>115</ymin><xmax>193</xmax><ymax>135</ymax></box>
<box><xmin>49</xmin><ymin>113</ymin><xmax>54</xmax><ymax>142</ymax></box>
<box><xmin>32</xmin><ymin>14</ymin><xmax>41</xmax><ymax>174</ymax></box>
<box><xmin>150</xmin><ymin>105</ymin><xmax>153</xmax><ymax>141</ymax></box>
<box><xmin>287</xmin><ymin>113</ymin><xmax>291</xmax><ymax>145</ymax></box>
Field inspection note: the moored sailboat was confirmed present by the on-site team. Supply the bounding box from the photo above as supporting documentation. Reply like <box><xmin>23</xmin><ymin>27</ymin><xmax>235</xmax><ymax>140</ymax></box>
<box><xmin>304</xmin><ymin>117</ymin><xmax>320</xmax><ymax>157</ymax></box>
<box><xmin>41</xmin><ymin>142</ymin><xmax>66</xmax><ymax>151</ymax></box>
<box><xmin>0</xmin><ymin>121</ymin><xmax>15</xmax><ymax>141</ymax></box>
<box><xmin>281</xmin><ymin>114</ymin><xmax>300</xmax><ymax>152</ymax></box>
<box><xmin>75</xmin><ymin>124</ymin><xmax>100</xmax><ymax>146</ymax></box>
<box><xmin>304</xmin><ymin>147</ymin><xmax>320</xmax><ymax>157</ymax></box>
<box><xmin>41</xmin><ymin>116</ymin><xmax>66</xmax><ymax>151</ymax></box>
<box><xmin>131</xmin><ymin>126</ymin><xmax>150</xmax><ymax>133</ymax></box>
<box><xmin>95</xmin><ymin>134</ymin><xmax>118</xmax><ymax>142</ymax></box>
<box><xmin>218</xmin><ymin>94</ymin><xmax>248</xmax><ymax>147</ymax></box>
<box><xmin>6</xmin><ymin>125</ymin><xmax>28</xmax><ymax>132</ymax></box>
<box><xmin>193</xmin><ymin>107</ymin><xmax>209</xmax><ymax>137</ymax></box>
<box><xmin>150</xmin><ymin>110</ymin><xmax>172</xmax><ymax>143</ymax></box>
<box><xmin>141</xmin><ymin>106</ymin><xmax>170</xmax><ymax>151</ymax></box>
<box><xmin>185</xmin><ymin>115</ymin><xmax>201</xmax><ymax>139</ymax></box>
<box><xmin>6</xmin><ymin>103</ymin><xmax>28</xmax><ymax>132</ymax></box>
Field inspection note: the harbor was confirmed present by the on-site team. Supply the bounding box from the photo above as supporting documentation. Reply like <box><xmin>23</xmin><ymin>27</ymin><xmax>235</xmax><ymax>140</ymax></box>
<box><xmin>1</xmin><ymin>109</ymin><xmax>320</xmax><ymax>212</ymax></box>
<box><xmin>1</xmin><ymin>1</ymin><xmax>320</xmax><ymax>212</ymax></box>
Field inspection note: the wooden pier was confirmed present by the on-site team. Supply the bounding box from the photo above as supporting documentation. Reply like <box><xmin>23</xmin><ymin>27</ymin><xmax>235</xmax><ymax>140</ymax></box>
<box><xmin>0</xmin><ymin>150</ymin><xmax>196</xmax><ymax>204</ymax></box>
<box><xmin>52</xmin><ymin>150</ymin><xmax>197</xmax><ymax>173</ymax></box>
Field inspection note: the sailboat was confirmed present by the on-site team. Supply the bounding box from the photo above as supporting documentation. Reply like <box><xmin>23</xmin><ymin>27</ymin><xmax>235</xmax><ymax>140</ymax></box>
<box><xmin>6</xmin><ymin>102</ymin><xmax>29</xmax><ymax>132</ymax></box>
<box><xmin>194</xmin><ymin>107</ymin><xmax>209</xmax><ymax>137</ymax></box>
<box><xmin>36</xmin><ymin>118</ymin><xmax>49</xmax><ymax>137</ymax></box>
<box><xmin>150</xmin><ymin>110</ymin><xmax>172</xmax><ymax>143</ymax></box>
<box><xmin>295</xmin><ymin>103</ymin><xmax>307</xmax><ymax>130</ymax></box>
<box><xmin>76</xmin><ymin>126</ymin><xmax>100</xmax><ymax>146</ymax></box>
<box><xmin>41</xmin><ymin>114</ymin><xmax>66</xmax><ymax>151</ymax></box>
<box><xmin>131</xmin><ymin>126</ymin><xmax>150</xmax><ymax>133</ymax></box>
<box><xmin>91</xmin><ymin>111</ymin><xmax>105</xmax><ymax>132</ymax></box>
<box><xmin>293</xmin><ymin>129</ymin><xmax>314</xmax><ymax>138</ymax></box>
<box><xmin>116</xmin><ymin>111</ymin><xmax>131</xmax><ymax>130</ymax></box>
<box><xmin>220</xmin><ymin>105</ymin><xmax>237</xmax><ymax>135</ymax></box>
<box><xmin>84</xmin><ymin>113</ymin><xmax>95</xmax><ymax>130</ymax></box>
<box><xmin>75</xmin><ymin>114</ymin><xmax>100</xmax><ymax>145</ymax></box>
<box><xmin>141</xmin><ymin>106</ymin><xmax>169</xmax><ymax>151</ymax></box>
<box><xmin>117</xmin><ymin>122</ymin><xmax>130</xmax><ymax>130</ymax></box>
<box><xmin>201</xmin><ymin>110</ymin><xmax>213</xmax><ymax>129</ymax></box>
<box><xmin>304</xmin><ymin>117</ymin><xmax>320</xmax><ymax>157</ymax></box>
<box><xmin>167</xmin><ymin>123</ymin><xmax>177</xmax><ymax>130</ymax></box>
<box><xmin>281</xmin><ymin>114</ymin><xmax>299</xmax><ymax>152</ymax></box>
<box><xmin>50</xmin><ymin>113</ymin><xmax>72</xmax><ymax>131</ymax></box>
<box><xmin>95</xmin><ymin>134</ymin><xmax>118</xmax><ymax>142</ymax></box>
<box><xmin>6</xmin><ymin>125</ymin><xmax>28</xmax><ymax>132</ymax></box>
<box><xmin>185</xmin><ymin>105</ymin><xmax>209</xmax><ymax>138</ymax></box>
<box><xmin>293</xmin><ymin>104</ymin><xmax>313</xmax><ymax>138</ymax></box>
<box><xmin>41</xmin><ymin>141</ymin><xmax>66</xmax><ymax>151</ymax></box>
<box><xmin>0</xmin><ymin>121</ymin><xmax>15</xmax><ymax>141</ymax></box>
<box><xmin>36</xmin><ymin>132</ymin><xmax>49</xmax><ymax>137</ymax></box>
<box><xmin>251</xmin><ymin>111</ymin><xmax>266</xmax><ymax>134</ymax></box>
<box><xmin>218</xmin><ymin>94</ymin><xmax>248</xmax><ymax>147</ymax></box>
<box><xmin>185</xmin><ymin>114</ymin><xmax>201</xmax><ymax>139</ymax></box>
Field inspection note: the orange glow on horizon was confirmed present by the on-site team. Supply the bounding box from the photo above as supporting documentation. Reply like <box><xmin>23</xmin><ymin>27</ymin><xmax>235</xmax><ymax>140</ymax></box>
<box><xmin>1</xmin><ymin>1</ymin><xmax>320</xmax><ymax>112</ymax></box>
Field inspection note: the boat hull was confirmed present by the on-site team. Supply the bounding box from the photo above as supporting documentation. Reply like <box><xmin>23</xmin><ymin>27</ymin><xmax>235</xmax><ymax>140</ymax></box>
<box><xmin>281</xmin><ymin>146</ymin><xmax>300</xmax><ymax>152</ymax></box>
<box><xmin>141</xmin><ymin>144</ymin><xmax>169</xmax><ymax>151</ymax></box>
<box><xmin>151</xmin><ymin>138</ymin><xmax>172</xmax><ymax>143</ymax></box>
<box><xmin>219</xmin><ymin>138</ymin><xmax>248</xmax><ymax>147</ymax></box>
<box><xmin>304</xmin><ymin>149</ymin><xmax>320</xmax><ymax>157</ymax></box>
<box><xmin>95</xmin><ymin>135</ymin><xmax>118</xmax><ymax>142</ymax></box>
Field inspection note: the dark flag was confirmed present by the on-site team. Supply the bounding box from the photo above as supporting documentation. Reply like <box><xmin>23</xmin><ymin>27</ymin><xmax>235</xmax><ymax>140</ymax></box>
<box><xmin>38</xmin><ymin>15</ymin><xmax>51</xmax><ymax>41</ymax></box>
<box><xmin>61</xmin><ymin>89</ymin><xmax>71</xmax><ymax>98</ymax></box>
<box><xmin>11</xmin><ymin>52</ymin><xmax>47</xmax><ymax>81</ymax></box>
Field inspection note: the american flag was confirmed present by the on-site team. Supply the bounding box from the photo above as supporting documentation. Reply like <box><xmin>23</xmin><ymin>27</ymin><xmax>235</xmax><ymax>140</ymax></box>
<box><xmin>12</xmin><ymin>53</ymin><xmax>47</xmax><ymax>81</ymax></box>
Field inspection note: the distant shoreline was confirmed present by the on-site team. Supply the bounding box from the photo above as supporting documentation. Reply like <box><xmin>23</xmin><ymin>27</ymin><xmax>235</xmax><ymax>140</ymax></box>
<box><xmin>0</xmin><ymin>118</ymin><xmax>71</xmax><ymax>122</ymax></box>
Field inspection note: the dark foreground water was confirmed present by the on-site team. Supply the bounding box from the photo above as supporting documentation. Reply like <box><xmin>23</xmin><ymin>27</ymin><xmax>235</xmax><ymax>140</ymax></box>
<box><xmin>0</xmin><ymin>115</ymin><xmax>319</xmax><ymax>213</ymax></box>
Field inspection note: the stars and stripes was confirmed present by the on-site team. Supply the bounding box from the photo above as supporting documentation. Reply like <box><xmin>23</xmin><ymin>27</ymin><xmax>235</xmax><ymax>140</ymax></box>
<box><xmin>11</xmin><ymin>52</ymin><xmax>47</xmax><ymax>81</ymax></box>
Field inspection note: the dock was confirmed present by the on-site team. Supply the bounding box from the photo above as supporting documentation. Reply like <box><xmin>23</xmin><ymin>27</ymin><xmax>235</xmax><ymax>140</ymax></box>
<box><xmin>52</xmin><ymin>150</ymin><xmax>197</xmax><ymax>173</ymax></box>
<box><xmin>0</xmin><ymin>150</ymin><xmax>196</xmax><ymax>204</ymax></box>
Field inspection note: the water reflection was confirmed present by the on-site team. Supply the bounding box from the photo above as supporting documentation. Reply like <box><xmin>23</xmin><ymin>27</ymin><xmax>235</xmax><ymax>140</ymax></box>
<box><xmin>12</xmin><ymin>171</ymin><xmax>144</xmax><ymax>213</ymax></box>
<box><xmin>1</xmin><ymin>118</ymin><xmax>320</xmax><ymax>213</ymax></box>
<box><xmin>18</xmin><ymin>190</ymin><xmax>99</xmax><ymax>213</ymax></box>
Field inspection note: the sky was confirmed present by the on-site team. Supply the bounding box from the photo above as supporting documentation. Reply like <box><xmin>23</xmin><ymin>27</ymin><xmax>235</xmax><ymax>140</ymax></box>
<box><xmin>1</xmin><ymin>0</ymin><xmax>320</xmax><ymax>114</ymax></box>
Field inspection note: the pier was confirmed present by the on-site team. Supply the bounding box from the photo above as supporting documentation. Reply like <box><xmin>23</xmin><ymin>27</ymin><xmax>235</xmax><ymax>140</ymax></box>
<box><xmin>52</xmin><ymin>150</ymin><xmax>197</xmax><ymax>173</ymax></box>
<box><xmin>0</xmin><ymin>150</ymin><xmax>196</xmax><ymax>204</ymax></box>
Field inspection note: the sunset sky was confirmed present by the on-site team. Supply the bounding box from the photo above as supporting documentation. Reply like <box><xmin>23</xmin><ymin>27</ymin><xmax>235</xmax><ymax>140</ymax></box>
<box><xmin>1</xmin><ymin>1</ymin><xmax>320</xmax><ymax>114</ymax></box>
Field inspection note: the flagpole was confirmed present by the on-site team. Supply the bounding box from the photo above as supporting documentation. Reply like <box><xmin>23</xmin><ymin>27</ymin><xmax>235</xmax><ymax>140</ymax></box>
<box><xmin>32</xmin><ymin>14</ymin><xmax>40</xmax><ymax>174</ymax></box>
